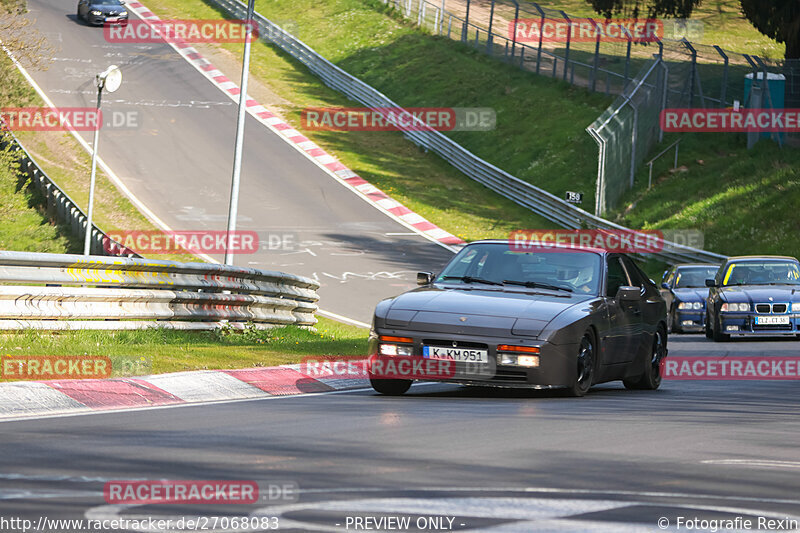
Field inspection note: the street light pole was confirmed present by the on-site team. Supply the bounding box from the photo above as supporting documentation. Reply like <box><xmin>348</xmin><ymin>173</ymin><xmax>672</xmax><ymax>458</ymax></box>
<box><xmin>224</xmin><ymin>0</ymin><xmax>256</xmax><ymax>266</ymax></box>
<box><xmin>84</xmin><ymin>65</ymin><xmax>122</xmax><ymax>256</ymax></box>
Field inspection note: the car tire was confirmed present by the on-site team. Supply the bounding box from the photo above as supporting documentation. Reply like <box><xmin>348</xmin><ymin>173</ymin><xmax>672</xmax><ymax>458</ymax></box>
<box><xmin>624</xmin><ymin>326</ymin><xmax>665</xmax><ymax>391</ymax></box>
<box><xmin>712</xmin><ymin>315</ymin><xmax>730</xmax><ymax>342</ymax></box>
<box><xmin>566</xmin><ymin>332</ymin><xmax>595</xmax><ymax>397</ymax></box>
<box><xmin>705</xmin><ymin>312</ymin><xmax>713</xmax><ymax>339</ymax></box>
<box><xmin>370</xmin><ymin>377</ymin><xmax>412</xmax><ymax>396</ymax></box>
<box><xmin>668</xmin><ymin>307</ymin><xmax>675</xmax><ymax>333</ymax></box>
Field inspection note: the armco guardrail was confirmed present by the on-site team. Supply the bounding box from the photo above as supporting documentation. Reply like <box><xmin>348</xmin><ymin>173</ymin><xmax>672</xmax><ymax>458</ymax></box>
<box><xmin>204</xmin><ymin>0</ymin><xmax>725</xmax><ymax>265</ymax></box>
<box><xmin>0</xmin><ymin>251</ymin><xmax>319</xmax><ymax>329</ymax></box>
<box><xmin>0</xmin><ymin>131</ymin><xmax>137</xmax><ymax>257</ymax></box>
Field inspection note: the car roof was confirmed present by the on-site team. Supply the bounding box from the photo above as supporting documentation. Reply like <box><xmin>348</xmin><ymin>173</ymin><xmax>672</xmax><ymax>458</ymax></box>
<box><xmin>469</xmin><ymin>239</ymin><xmax>609</xmax><ymax>255</ymax></box>
<box><xmin>725</xmin><ymin>255</ymin><xmax>799</xmax><ymax>262</ymax></box>
<box><xmin>674</xmin><ymin>263</ymin><xmax>719</xmax><ymax>268</ymax></box>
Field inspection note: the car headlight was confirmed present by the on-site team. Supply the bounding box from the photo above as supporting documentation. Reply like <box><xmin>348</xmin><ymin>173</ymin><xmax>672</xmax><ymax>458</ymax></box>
<box><xmin>378</xmin><ymin>335</ymin><xmax>413</xmax><ymax>356</ymax></box>
<box><xmin>721</xmin><ymin>303</ymin><xmax>749</xmax><ymax>312</ymax></box>
<box><xmin>91</xmin><ymin>10</ymin><xmax>102</xmax><ymax>15</ymax></box>
<box><xmin>497</xmin><ymin>345</ymin><xmax>540</xmax><ymax>367</ymax></box>
<box><xmin>793</xmin><ymin>303</ymin><xmax>800</xmax><ymax>313</ymax></box>
<box><xmin>677</xmin><ymin>301</ymin><xmax>703</xmax><ymax>310</ymax></box>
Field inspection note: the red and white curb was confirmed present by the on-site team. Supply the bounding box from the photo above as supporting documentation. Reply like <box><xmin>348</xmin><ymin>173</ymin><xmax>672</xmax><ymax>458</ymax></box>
<box><xmin>124</xmin><ymin>2</ymin><xmax>464</xmax><ymax>249</ymax></box>
<box><xmin>0</xmin><ymin>365</ymin><xmax>369</xmax><ymax>421</ymax></box>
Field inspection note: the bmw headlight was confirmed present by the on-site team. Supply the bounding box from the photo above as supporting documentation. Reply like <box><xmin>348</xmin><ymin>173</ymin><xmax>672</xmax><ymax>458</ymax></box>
<box><xmin>678</xmin><ymin>302</ymin><xmax>703</xmax><ymax>310</ymax></box>
<box><xmin>793</xmin><ymin>303</ymin><xmax>800</xmax><ymax>313</ymax></box>
<box><xmin>721</xmin><ymin>303</ymin><xmax>749</xmax><ymax>312</ymax></box>
<box><xmin>91</xmin><ymin>10</ymin><xmax>102</xmax><ymax>15</ymax></box>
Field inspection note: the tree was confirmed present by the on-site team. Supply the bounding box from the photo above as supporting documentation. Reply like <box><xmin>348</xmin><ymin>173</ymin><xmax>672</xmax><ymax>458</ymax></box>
<box><xmin>740</xmin><ymin>0</ymin><xmax>800</xmax><ymax>59</ymax></box>
<box><xmin>585</xmin><ymin>0</ymin><xmax>799</xmax><ymax>60</ymax></box>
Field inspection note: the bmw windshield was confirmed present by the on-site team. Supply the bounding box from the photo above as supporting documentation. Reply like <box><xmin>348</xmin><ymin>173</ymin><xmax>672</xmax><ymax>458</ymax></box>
<box><xmin>722</xmin><ymin>261</ymin><xmax>800</xmax><ymax>286</ymax></box>
<box><xmin>675</xmin><ymin>266</ymin><xmax>719</xmax><ymax>288</ymax></box>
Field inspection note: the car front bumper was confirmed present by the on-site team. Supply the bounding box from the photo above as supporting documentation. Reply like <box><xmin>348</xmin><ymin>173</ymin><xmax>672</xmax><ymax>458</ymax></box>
<box><xmin>718</xmin><ymin>313</ymin><xmax>800</xmax><ymax>337</ymax></box>
<box><xmin>675</xmin><ymin>309</ymin><xmax>706</xmax><ymax>332</ymax></box>
<box><xmin>87</xmin><ymin>14</ymin><xmax>128</xmax><ymax>25</ymax></box>
<box><xmin>368</xmin><ymin>329</ymin><xmax>580</xmax><ymax>388</ymax></box>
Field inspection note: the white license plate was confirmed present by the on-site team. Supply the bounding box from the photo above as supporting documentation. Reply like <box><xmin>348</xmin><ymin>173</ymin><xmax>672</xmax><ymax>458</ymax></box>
<box><xmin>755</xmin><ymin>315</ymin><xmax>790</xmax><ymax>325</ymax></box>
<box><xmin>105</xmin><ymin>16</ymin><xmax>118</xmax><ymax>21</ymax></box>
<box><xmin>423</xmin><ymin>346</ymin><xmax>488</xmax><ymax>363</ymax></box>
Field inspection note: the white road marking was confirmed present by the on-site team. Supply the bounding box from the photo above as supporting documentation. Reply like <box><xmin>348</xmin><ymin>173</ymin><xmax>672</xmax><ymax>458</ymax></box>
<box><xmin>702</xmin><ymin>459</ymin><xmax>800</xmax><ymax>469</ymax></box>
<box><xmin>316</xmin><ymin>310</ymin><xmax>370</xmax><ymax>329</ymax></box>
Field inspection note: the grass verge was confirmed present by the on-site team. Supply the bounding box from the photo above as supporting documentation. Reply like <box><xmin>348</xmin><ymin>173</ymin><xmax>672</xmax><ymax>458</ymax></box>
<box><xmin>611</xmin><ymin>133</ymin><xmax>800</xmax><ymax>261</ymax></box>
<box><xmin>0</xmin><ymin>316</ymin><xmax>369</xmax><ymax>380</ymax></box>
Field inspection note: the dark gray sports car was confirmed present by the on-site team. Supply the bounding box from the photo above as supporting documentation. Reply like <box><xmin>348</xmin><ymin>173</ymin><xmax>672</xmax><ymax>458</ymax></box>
<box><xmin>368</xmin><ymin>240</ymin><xmax>668</xmax><ymax>397</ymax></box>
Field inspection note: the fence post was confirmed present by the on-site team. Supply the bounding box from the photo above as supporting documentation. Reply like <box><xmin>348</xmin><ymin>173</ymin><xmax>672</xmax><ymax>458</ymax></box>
<box><xmin>560</xmin><ymin>11</ymin><xmax>571</xmax><ymax>81</ymax></box>
<box><xmin>533</xmin><ymin>3</ymin><xmax>544</xmax><ymax>74</ymax></box>
<box><xmin>622</xmin><ymin>26</ymin><xmax>633</xmax><ymax>86</ymax></box>
<box><xmin>713</xmin><ymin>45</ymin><xmax>729</xmax><ymax>108</ymax></box>
<box><xmin>659</xmin><ymin>59</ymin><xmax>669</xmax><ymax>143</ymax></box>
<box><xmin>683</xmin><ymin>39</ymin><xmax>697</xmax><ymax>107</ymax></box>
<box><xmin>510</xmin><ymin>1</ymin><xmax>519</xmax><ymax>59</ymax></box>
<box><xmin>486</xmin><ymin>0</ymin><xmax>496</xmax><ymax>54</ymax></box>
<box><xmin>462</xmin><ymin>0</ymin><xmax>470</xmax><ymax>42</ymax></box>
<box><xmin>590</xmin><ymin>18</ymin><xmax>601</xmax><ymax>92</ymax></box>
<box><xmin>630</xmin><ymin>100</ymin><xmax>638</xmax><ymax>188</ymax></box>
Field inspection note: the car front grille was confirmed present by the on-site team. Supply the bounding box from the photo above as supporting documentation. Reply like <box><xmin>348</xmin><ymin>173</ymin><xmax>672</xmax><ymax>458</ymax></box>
<box><xmin>755</xmin><ymin>303</ymin><xmax>789</xmax><ymax>314</ymax></box>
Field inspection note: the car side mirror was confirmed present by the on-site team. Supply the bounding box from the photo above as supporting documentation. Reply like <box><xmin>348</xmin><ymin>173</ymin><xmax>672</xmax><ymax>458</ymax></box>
<box><xmin>705</xmin><ymin>278</ymin><xmax>716</xmax><ymax>287</ymax></box>
<box><xmin>661</xmin><ymin>282</ymin><xmax>670</xmax><ymax>290</ymax></box>
<box><xmin>417</xmin><ymin>271</ymin><xmax>433</xmax><ymax>285</ymax></box>
<box><xmin>616</xmin><ymin>286</ymin><xmax>640</xmax><ymax>302</ymax></box>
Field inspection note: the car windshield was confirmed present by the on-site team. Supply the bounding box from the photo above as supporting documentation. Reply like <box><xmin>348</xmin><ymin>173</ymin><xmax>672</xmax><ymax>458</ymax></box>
<box><xmin>93</xmin><ymin>0</ymin><xmax>123</xmax><ymax>5</ymax></box>
<box><xmin>436</xmin><ymin>243</ymin><xmax>602</xmax><ymax>294</ymax></box>
<box><xmin>675</xmin><ymin>266</ymin><xmax>719</xmax><ymax>288</ymax></box>
<box><xmin>722</xmin><ymin>261</ymin><xmax>800</xmax><ymax>286</ymax></box>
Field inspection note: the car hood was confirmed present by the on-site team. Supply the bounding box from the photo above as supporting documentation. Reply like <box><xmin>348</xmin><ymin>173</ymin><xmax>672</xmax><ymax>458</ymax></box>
<box><xmin>719</xmin><ymin>285</ymin><xmax>799</xmax><ymax>303</ymax></box>
<box><xmin>385</xmin><ymin>287</ymin><xmax>594</xmax><ymax>338</ymax></box>
<box><xmin>672</xmin><ymin>288</ymin><xmax>707</xmax><ymax>301</ymax></box>
<box><xmin>89</xmin><ymin>4</ymin><xmax>125</xmax><ymax>12</ymax></box>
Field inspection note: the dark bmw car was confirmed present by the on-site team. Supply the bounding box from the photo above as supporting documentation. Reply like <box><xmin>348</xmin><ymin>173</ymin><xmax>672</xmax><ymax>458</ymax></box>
<box><xmin>660</xmin><ymin>263</ymin><xmax>720</xmax><ymax>333</ymax></box>
<box><xmin>368</xmin><ymin>241</ymin><xmax>668</xmax><ymax>397</ymax></box>
<box><xmin>77</xmin><ymin>0</ymin><xmax>128</xmax><ymax>25</ymax></box>
<box><xmin>705</xmin><ymin>255</ymin><xmax>800</xmax><ymax>341</ymax></box>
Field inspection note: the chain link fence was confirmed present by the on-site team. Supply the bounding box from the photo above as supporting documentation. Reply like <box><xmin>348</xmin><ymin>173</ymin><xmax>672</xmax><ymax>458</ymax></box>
<box><xmin>381</xmin><ymin>0</ymin><xmax>799</xmax><ymax>215</ymax></box>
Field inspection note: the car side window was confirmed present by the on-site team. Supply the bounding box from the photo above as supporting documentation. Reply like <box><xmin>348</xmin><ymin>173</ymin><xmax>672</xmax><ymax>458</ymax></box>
<box><xmin>623</xmin><ymin>256</ymin><xmax>657</xmax><ymax>297</ymax></box>
<box><xmin>665</xmin><ymin>268</ymin><xmax>676</xmax><ymax>287</ymax></box>
<box><xmin>606</xmin><ymin>257</ymin><xmax>629</xmax><ymax>297</ymax></box>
